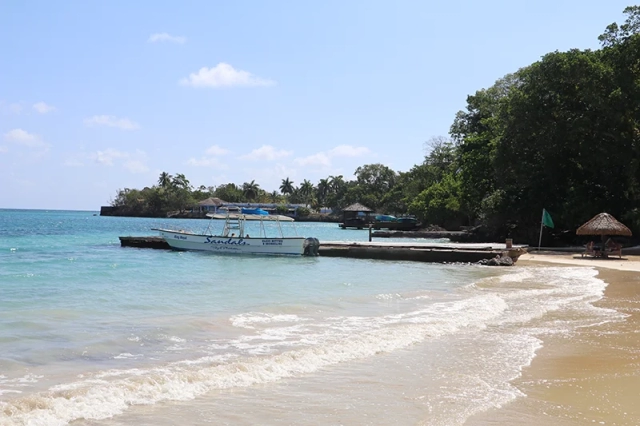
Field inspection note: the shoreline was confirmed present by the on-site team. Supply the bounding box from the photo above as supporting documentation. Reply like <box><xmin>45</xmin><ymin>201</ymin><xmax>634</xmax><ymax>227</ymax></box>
<box><xmin>470</xmin><ymin>253</ymin><xmax>640</xmax><ymax>425</ymax></box>
<box><xmin>517</xmin><ymin>252</ymin><xmax>640</xmax><ymax>271</ymax></box>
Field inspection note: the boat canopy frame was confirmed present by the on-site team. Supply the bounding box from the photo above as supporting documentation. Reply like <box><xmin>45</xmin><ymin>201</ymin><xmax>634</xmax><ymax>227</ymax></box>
<box><xmin>204</xmin><ymin>212</ymin><xmax>298</xmax><ymax>238</ymax></box>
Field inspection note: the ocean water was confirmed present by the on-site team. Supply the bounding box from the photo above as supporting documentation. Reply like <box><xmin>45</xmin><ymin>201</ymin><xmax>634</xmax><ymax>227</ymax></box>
<box><xmin>0</xmin><ymin>209</ymin><xmax>624</xmax><ymax>425</ymax></box>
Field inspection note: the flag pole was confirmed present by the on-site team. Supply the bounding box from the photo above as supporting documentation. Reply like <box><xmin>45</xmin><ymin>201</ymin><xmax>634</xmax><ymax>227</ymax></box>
<box><xmin>537</xmin><ymin>209</ymin><xmax>544</xmax><ymax>251</ymax></box>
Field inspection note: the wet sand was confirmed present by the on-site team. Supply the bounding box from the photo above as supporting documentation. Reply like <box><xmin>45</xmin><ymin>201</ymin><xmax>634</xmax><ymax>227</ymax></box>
<box><xmin>469</xmin><ymin>254</ymin><xmax>640</xmax><ymax>425</ymax></box>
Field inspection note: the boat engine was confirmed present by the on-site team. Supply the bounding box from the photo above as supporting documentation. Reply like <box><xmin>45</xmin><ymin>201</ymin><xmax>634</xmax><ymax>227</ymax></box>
<box><xmin>303</xmin><ymin>237</ymin><xmax>320</xmax><ymax>256</ymax></box>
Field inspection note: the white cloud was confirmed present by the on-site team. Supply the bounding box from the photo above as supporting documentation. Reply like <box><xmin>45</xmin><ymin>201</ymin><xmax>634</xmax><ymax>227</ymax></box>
<box><xmin>292</xmin><ymin>144</ymin><xmax>370</xmax><ymax>170</ymax></box>
<box><xmin>89</xmin><ymin>148</ymin><xmax>148</xmax><ymax>173</ymax></box>
<box><xmin>4</xmin><ymin>128</ymin><xmax>37</xmax><ymax>142</ymax></box>
<box><xmin>124</xmin><ymin>159</ymin><xmax>149</xmax><ymax>173</ymax></box>
<box><xmin>187</xmin><ymin>145</ymin><xmax>230</xmax><ymax>168</ymax></box>
<box><xmin>239</xmin><ymin>163</ymin><xmax>299</xmax><ymax>193</ymax></box>
<box><xmin>328</xmin><ymin>145</ymin><xmax>370</xmax><ymax>157</ymax></box>
<box><xmin>84</xmin><ymin>115</ymin><xmax>140</xmax><ymax>130</ymax></box>
<box><xmin>205</xmin><ymin>145</ymin><xmax>229</xmax><ymax>156</ymax></box>
<box><xmin>92</xmin><ymin>149</ymin><xmax>128</xmax><ymax>166</ymax></box>
<box><xmin>187</xmin><ymin>156</ymin><xmax>227</xmax><ymax>168</ymax></box>
<box><xmin>294</xmin><ymin>153</ymin><xmax>331</xmax><ymax>167</ymax></box>
<box><xmin>239</xmin><ymin>145</ymin><xmax>292</xmax><ymax>161</ymax></box>
<box><xmin>63</xmin><ymin>158</ymin><xmax>84</xmax><ymax>167</ymax></box>
<box><xmin>33</xmin><ymin>102</ymin><xmax>56</xmax><ymax>114</ymax></box>
<box><xmin>180</xmin><ymin>63</ymin><xmax>275</xmax><ymax>88</ymax></box>
<box><xmin>3</xmin><ymin>128</ymin><xmax>50</xmax><ymax>151</ymax></box>
<box><xmin>148</xmin><ymin>32</ymin><xmax>187</xmax><ymax>44</ymax></box>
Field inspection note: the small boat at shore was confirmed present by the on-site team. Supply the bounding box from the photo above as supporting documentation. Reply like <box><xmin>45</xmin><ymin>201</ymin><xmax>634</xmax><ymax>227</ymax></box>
<box><xmin>153</xmin><ymin>210</ymin><xmax>319</xmax><ymax>256</ymax></box>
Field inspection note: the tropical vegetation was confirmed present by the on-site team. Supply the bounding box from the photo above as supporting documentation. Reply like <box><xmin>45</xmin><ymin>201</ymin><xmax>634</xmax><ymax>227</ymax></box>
<box><xmin>110</xmin><ymin>7</ymin><xmax>640</xmax><ymax>244</ymax></box>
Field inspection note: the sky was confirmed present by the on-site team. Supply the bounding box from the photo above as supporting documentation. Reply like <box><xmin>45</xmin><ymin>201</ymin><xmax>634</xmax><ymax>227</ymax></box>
<box><xmin>0</xmin><ymin>0</ymin><xmax>631</xmax><ymax>210</ymax></box>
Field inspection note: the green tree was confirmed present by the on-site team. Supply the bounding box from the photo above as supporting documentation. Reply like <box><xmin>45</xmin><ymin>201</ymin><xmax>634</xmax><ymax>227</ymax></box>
<box><xmin>287</xmin><ymin>186</ymin><xmax>304</xmax><ymax>204</ymax></box>
<box><xmin>316</xmin><ymin>178</ymin><xmax>330</xmax><ymax>206</ymax></box>
<box><xmin>242</xmin><ymin>180</ymin><xmax>260</xmax><ymax>201</ymax></box>
<box><xmin>158</xmin><ymin>172</ymin><xmax>172</xmax><ymax>189</ymax></box>
<box><xmin>299</xmin><ymin>179</ymin><xmax>314</xmax><ymax>205</ymax></box>
<box><xmin>269</xmin><ymin>190</ymin><xmax>281</xmax><ymax>203</ymax></box>
<box><xmin>598</xmin><ymin>6</ymin><xmax>640</xmax><ymax>47</ymax></box>
<box><xmin>326</xmin><ymin>175</ymin><xmax>349</xmax><ymax>210</ymax></box>
<box><xmin>213</xmin><ymin>183</ymin><xmax>243</xmax><ymax>203</ymax></box>
<box><xmin>450</xmin><ymin>74</ymin><xmax>519</xmax><ymax>223</ymax></box>
<box><xmin>351</xmin><ymin>164</ymin><xmax>398</xmax><ymax>211</ymax></box>
<box><xmin>172</xmin><ymin>173</ymin><xmax>192</xmax><ymax>191</ymax></box>
<box><xmin>280</xmin><ymin>177</ymin><xmax>294</xmax><ymax>197</ymax></box>
<box><xmin>408</xmin><ymin>174</ymin><xmax>463</xmax><ymax>228</ymax></box>
<box><xmin>449</xmin><ymin>14</ymin><xmax>640</xmax><ymax>240</ymax></box>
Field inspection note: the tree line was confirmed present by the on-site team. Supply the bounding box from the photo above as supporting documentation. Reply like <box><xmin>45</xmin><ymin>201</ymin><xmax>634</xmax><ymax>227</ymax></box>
<box><xmin>111</xmin><ymin>7</ymin><xmax>640</xmax><ymax>244</ymax></box>
<box><xmin>110</xmin><ymin>164</ymin><xmax>401</xmax><ymax>218</ymax></box>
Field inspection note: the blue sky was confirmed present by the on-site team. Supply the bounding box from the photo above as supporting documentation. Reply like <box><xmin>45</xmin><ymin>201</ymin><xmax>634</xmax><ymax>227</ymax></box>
<box><xmin>0</xmin><ymin>0</ymin><xmax>630</xmax><ymax>210</ymax></box>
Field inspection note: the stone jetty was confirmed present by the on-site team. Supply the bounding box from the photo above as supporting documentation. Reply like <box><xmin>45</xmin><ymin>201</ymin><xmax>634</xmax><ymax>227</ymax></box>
<box><xmin>119</xmin><ymin>236</ymin><xmax>526</xmax><ymax>264</ymax></box>
<box><xmin>317</xmin><ymin>241</ymin><xmax>525</xmax><ymax>263</ymax></box>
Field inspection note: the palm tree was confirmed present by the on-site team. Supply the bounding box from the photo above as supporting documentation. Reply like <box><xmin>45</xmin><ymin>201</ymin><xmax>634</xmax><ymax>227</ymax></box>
<box><xmin>242</xmin><ymin>180</ymin><xmax>260</xmax><ymax>201</ymax></box>
<box><xmin>270</xmin><ymin>190</ymin><xmax>280</xmax><ymax>203</ymax></box>
<box><xmin>316</xmin><ymin>178</ymin><xmax>330</xmax><ymax>206</ymax></box>
<box><xmin>280</xmin><ymin>177</ymin><xmax>294</xmax><ymax>196</ymax></box>
<box><xmin>288</xmin><ymin>186</ymin><xmax>303</xmax><ymax>204</ymax></box>
<box><xmin>158</xmin><ymin>172</ymin><xmax>172</xmax><ymax>189</ymax></box>
<box><xmin>172</xmin><ymin>173</ymin><xmax>191</xmax><ymax>190</ymax></box>
<box><xmin>329</xmin><ymin>175</ymin><xmax>345</xmax><ymax>193</ymax></box>
<box><xmin>300</xmin><ymin>179</ymin><xmax>314</xmax><ymax>205</ymax></box>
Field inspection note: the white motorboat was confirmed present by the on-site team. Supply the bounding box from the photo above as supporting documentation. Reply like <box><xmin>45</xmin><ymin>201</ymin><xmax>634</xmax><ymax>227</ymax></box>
<box><xmin>153</xmin><ymin>210</ymin><xmax>318</xmax><ymax>256</ymax></box>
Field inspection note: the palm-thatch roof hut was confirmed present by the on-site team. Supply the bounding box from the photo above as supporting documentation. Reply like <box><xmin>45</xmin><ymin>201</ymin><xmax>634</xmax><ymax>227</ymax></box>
<box><xmin>197</xmin><ymin>197</ymin><xmax>226</xmax><ymax>212</ymax></box>
<box><xmin>576</xmin><ymin>212</ymin><xmax>632</xmax><ymax>237</ymax></box>
<box><xmin>342</xmin><ymin>203</ymin><xmax>373</xmax><ymax>213</ymax></box>
<box><xmin>340</xmin><ymin>203</ymin><xmax>374</xmax><ymax>229</ymax></box>
<box><xmin>343</xmin><ymin>203</ymin><xmax>373</xmax><ymax>213</ymax></box>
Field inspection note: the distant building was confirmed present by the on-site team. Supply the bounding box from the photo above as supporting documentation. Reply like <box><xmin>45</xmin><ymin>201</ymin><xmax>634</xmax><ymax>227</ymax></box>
<box><xmin>197</xmin><ymin>197</ymin><xmax>226</xmax><ymax>213</ymax></box>
<box><xmin>339</xmin><ymin>203</ymin><xmax>374</xmax><ymax>229</ymax></box>
<box><xmin>195</xmin><ymin>199</ymin><xmax>308</xmax><ymax>216</ymax></box>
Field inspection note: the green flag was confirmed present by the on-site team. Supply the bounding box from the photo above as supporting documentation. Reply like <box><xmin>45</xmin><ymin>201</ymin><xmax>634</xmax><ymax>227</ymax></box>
<box><xmin>542</xmin><ymin>209</ymin><xmax>554</xmax><ymax>228</ymax></box>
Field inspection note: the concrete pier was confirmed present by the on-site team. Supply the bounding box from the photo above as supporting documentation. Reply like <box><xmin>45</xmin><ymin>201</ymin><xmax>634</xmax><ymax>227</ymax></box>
<box><xmin>119</xmin><ymin>236</ymin><xmax>526</xmax><ymax>263</ymax></box>
<box><xmin>318</xmin><ymin>241</ymin><xmax>525</xmax><ymax>263</ymax></box>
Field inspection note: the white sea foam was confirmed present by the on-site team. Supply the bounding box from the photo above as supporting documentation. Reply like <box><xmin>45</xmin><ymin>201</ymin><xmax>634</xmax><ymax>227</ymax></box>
<box><xmin>0</xmin><ymin>290</ymin><xmax>525</xmax><ymax>425</ymax></box>
<box><xmin>230</xmin><ymin>313</ymin><xmax>307</xmax><ymax>329</ymax></box>
<box><xmin>496</xmin><ymin>268</ymin><xmax>535</xmax><ymax>283</ymax></box>
<box><xmin>0</xmin><ymin>265</ymin><xmax>623</xmax><ymax>426</ymax></box>
<box><xmin>375</xmin><ymin>293</ymin><xmax>401</xmax><ymax>300</ymax></box>
<box><xmin>0</xmin><ymin>374</ymin><xmax>43</xmax><ymax>386</ymax></box>
<box><xmin>113</xmin><ymin>353</ymin><xmax>144</xmax><ymax>360</ymax></box>
<box><xmin>413</xmin><ymin>266</ymin><xmax>622</xmax><ymax>425</ymax></box>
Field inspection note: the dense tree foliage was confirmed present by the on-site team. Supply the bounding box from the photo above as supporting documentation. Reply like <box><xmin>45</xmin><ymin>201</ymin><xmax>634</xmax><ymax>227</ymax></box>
<box><xmin>111</xmin><ymin>7</ymin><xmax>640</xmax><ymax>242</ymax></box>
<box><xmin>447</xmin><ymin>7</ymin><xmax>640</xmax><ymax>241</ymax></box>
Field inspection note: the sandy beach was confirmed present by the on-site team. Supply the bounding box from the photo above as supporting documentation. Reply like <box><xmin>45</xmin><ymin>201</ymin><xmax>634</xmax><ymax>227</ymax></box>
<box><xmin>470</xmin><ymin>253</ymin><xmax>640</xmax><ymax>425</ymax></box>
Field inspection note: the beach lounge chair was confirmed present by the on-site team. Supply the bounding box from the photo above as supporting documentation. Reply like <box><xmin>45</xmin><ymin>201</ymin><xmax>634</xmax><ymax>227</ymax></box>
<box><xmin>605</xmin><ymin>240</ymin><xmax>623</xmax><ymax>258</ymax></box>
<box><xmin>581</xmin><ymin>241</ymin><xmax>596</xmax><ymax>257</ymax></box>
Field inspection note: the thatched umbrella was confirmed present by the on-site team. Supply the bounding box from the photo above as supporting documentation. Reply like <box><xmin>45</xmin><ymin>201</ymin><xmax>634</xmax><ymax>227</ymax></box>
<box><xmin>576</xmin><ymin>212</ymin><xmax>632</xmax><ymax>237</ymax></box>
<box><xmin>576</xmin><ymin>212</ymin><xmax>632</xmax><ymax>252</ymax></box>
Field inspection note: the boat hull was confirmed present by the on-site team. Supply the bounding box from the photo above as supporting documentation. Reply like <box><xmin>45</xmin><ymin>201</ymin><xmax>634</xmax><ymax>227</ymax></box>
<box><xmin>157</xmin><ymin>229</ymin><xmax>305</xmax><ymax>255</ymax></box>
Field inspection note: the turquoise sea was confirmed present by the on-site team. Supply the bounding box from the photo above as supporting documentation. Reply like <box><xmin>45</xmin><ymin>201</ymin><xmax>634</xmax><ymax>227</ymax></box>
<box><xmin>0</xmin><ymin>209</ymin><xmax>621</xmax><ymax>425</ymax></box>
